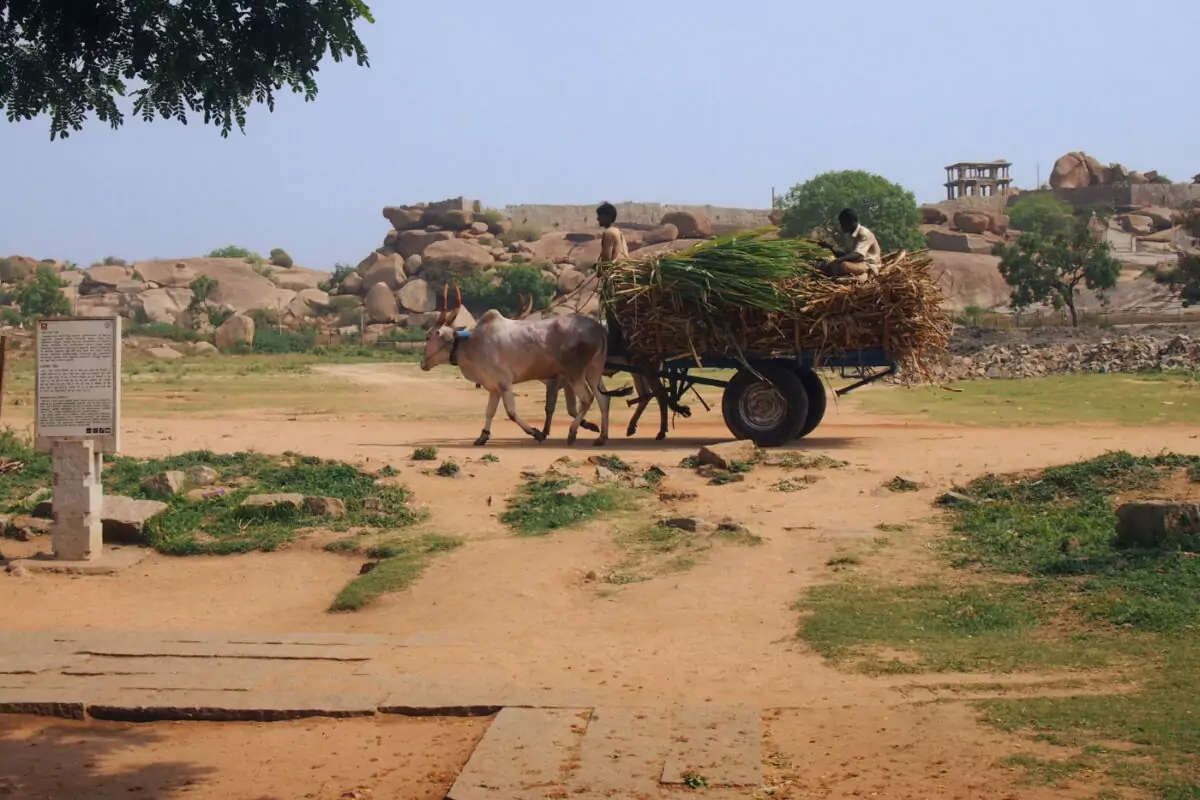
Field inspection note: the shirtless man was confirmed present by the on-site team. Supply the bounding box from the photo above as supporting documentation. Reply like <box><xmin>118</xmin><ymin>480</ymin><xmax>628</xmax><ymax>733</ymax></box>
<box><xmin>597</xmin><ymin>202</ymin><xmax>629</xmax><ymax>264</ymax></box>
<box><xmin>820</xmin><ymin>207</ymin><xmax>883</xmax><ymax>280</ymax></box>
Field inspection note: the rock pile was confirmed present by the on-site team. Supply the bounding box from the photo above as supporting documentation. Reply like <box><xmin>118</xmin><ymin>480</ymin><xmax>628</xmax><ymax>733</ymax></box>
<box><xmin>327</xmin><ymin>197</ymin><xmax>720</xmax><ymax>324</ymax></box>
<box><xmin>921</xmin><ymin>333</ymin><xmax>1200</xmax><ymax>381</ymax></box>
<box><xmin>1049</xmin><ymin>151</ymin><xmax>1164</xmax><ymax>190</ymax></box>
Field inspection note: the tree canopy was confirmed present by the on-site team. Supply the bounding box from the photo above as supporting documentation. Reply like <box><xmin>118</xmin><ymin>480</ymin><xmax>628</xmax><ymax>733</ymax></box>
<box><xmin>994</xmin><ymin>224</ymin><xmax>1122</xmax><ymax>327</ymax></box>
<box><xmin>1006</xmin><ymin>193</ymin><xmax>1076</xmax><ymax>236</ymax></box>
<box><xmin>1</xmin><ymin>0</ymin><xmax>374</xmax><ymax>140</ymax></box>
<box><xmin>776</xmin><ymin>170</ymin><xmax>926</xmax><ymax>253</ymax></box>
<box><xmin>15</xmin><ymin>265</ymin><xmax>71</xmax><ymax>319</ymax></box>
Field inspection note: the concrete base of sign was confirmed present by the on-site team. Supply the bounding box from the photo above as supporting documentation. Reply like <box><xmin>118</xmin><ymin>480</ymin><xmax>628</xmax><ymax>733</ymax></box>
<box><xmin>9</xmin><ymin>546</ymin><xmax>150</xmax><ymax>575</ymax></box>
<box><xmin>50</xmin><ymin>440</ymin><xmax>104</xmax><ymax>561</ymax></box>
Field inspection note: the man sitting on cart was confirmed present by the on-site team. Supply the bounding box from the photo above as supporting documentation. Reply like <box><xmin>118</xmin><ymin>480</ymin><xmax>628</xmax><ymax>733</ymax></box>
<box><xmin>819</xmin><ymin>208</ymin><xmax>882</xmax><ymax>280</ymax></box>
<box><xmin>596</xmin><ymin>202</ymin><xmax>631</xmax><ymax>356</ymax></box>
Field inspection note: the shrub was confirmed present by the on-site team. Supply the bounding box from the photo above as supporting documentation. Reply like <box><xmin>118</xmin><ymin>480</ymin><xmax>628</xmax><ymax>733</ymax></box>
<box><xmin>456</xmin><ymin>265</ymin><xmax>555</xmax><ymax>317</ymax></box>
<box><xmin>319</xmin><ymin>262</ymin><xmax>355</xmax><ymax>292</ymax></box>
<box><xmin>1007</xmin><ymin>194</ymin><xmax>1075</xmax><ymax>236</ymax></box>
<box><xmin>207</xmin><ymin>246</ymin><xmax>252</xmax><ymax>259</ymax></box>
<box><xmin>268</xmin><ymin>248</ymin><xmax>293</xmax><ymax>268</ymax></box>
<box><xmin>500</xmin><ymin>222</ymin><xmax>542</xmax><ymax>246</ymax></box>
<box><xmin>252</xmin><ymin>326</ymin><xmax>317</xmax><ymax>354</ymax></box>
<box><xmin>15</xmin><ymin>266</ymin><xmax>70</xmax><ymax>319</ymax></box>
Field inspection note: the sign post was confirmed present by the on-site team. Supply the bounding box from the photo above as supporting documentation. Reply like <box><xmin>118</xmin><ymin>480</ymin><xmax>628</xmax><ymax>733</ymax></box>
<box><xmin>34</xmin><ymin>317</ymin><xmax>122</xmax><ymax>563</ymax></box>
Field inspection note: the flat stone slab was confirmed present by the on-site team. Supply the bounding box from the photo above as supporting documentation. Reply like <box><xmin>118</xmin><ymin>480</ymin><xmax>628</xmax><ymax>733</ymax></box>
<box><xmin>447</xmin><ymin>707</ymin><xmax>590</xmax><ymax>800</ymax></box>
<box><xmin>0</xmin><ymin>689</ymin><xmax>86</xmax><ymax>719</ymax></box>
<box><xmin>661</xmin><ymin>706</ymin><xmax>762</xmax><ymax>787</ymax></box>
<box><xmin>85</xmin><ymin>690</ymin><xmax>386</xmax><ymax>722</ymax></box>
<box><xmin>569</xmin><ymin>707</ymin><xmax>670</xmax><ymax>797</ymax></box>
<box><xmin>8</xmin><ymin>546</ymin><xmax>150</xmax><ymax>575</ymax></box>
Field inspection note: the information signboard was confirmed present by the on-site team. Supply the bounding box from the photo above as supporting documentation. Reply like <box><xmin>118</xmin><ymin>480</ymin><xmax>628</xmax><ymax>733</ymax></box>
<box><xmin>35</xmin><ymin>316</ymin><xmax>122</xmax><ymax>453</ymax></box>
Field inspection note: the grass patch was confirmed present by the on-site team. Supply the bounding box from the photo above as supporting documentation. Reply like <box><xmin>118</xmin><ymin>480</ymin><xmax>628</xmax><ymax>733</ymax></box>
<box><xmin>500</xmin><ymin>477</ymin><xmax>627</xmax><ymax>536</ymax></box>
<box><xmin>856</xmin><ymin>372</ymin><xmax>1200</xmax><ymax>427</ymax></box>
<box><xmin>411</xmin><ymin>446</ymin><xmax>438</xmax><ymax>461</ymax></box>
<box><xmin>885</xmin><ymin>476</ymin><xmax>921</xmax><ymax>493</ymax></box>
<box><xmin>0</xmin><ymin>427</ymin><xmax>51</xmax><ymax>513</ymax></box>
<box><xmin>606</xmin><ymin>520</ymin><xmax>762</xmax><ymax>585</ymax></box>
<box><xmin>330</xmin><ymin>534</ymin><xmax>462</xmax><ymax>611</ymax></box>
<box><xmin>435</xmin><ymin>460</ymin><xmax>460</xmax><ymax>477</ymax></box>
<box><xmin>773</xmin><ymin>475</ymin><xmax>820</xmax><ymax>493</ymax></box>
<box><xmin>766</xmin><ymin>452</ymin><xmax>848</xmax><ymax>470</ymax></box>
<box><xmin>0</xmin><ymin>446</ymin><xmax>418</xmax><ymax>555</ymax></box>
<box><xmin>795</xmin><ymin>450</ymin><xmax>1200</xmax><ymax>794</ymax></box>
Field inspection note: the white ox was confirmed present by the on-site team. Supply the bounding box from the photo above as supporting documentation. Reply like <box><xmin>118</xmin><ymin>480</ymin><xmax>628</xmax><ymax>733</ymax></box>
<box><xmin>420</xmin><ymin>285</ymin><xmax>613</xmax><ymax>447</ymax></box>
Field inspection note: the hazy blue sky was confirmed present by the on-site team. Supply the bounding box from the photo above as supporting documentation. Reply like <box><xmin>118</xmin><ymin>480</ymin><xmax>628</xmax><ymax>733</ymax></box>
<box><xmin>2</xmin><ymin>0</ymin><xmax>1197</xmax><ymax>272</ymax></box>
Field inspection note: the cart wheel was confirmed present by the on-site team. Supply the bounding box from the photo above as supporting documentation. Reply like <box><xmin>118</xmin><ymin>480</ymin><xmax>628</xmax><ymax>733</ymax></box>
<box><xmin>721</xmin><ymin>363</ymin><xmax>809</xmax><ymax>447</ymax></box>
<box><xmin>794</xmin><ymin>367</ymin><xmax>828</xmax><ymax>439</ymax></box>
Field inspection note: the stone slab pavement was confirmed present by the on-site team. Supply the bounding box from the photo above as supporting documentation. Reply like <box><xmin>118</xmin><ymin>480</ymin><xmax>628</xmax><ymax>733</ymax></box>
<box><xmin>0</xmin><ymin>629</ymin><xmax>767</xmax><ymax>797</ymax></box>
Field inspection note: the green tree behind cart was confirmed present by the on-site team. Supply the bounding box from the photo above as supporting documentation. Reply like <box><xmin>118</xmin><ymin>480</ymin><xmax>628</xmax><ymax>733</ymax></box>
<box><xmin>775</xmin><ymin>170</ymin><xmax>926</xmax><ymax>253</ymax></box>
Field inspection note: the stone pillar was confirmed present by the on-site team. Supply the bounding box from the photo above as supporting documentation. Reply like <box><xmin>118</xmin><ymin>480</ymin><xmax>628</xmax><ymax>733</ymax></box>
<box><xmin>51</xmin><ymin>440</ymin><xmax>104</xmax><ymax>561</ymax></box>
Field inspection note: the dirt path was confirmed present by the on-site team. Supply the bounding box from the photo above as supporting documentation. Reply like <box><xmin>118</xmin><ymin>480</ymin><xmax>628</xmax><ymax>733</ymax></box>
<box><xmin>3</xmin><ymin>362</ymin><xmax>1197</xmax><ymax>798</ymax></box>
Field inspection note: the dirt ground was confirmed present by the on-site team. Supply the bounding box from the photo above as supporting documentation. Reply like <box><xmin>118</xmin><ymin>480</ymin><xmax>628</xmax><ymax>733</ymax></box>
<box><xmin>0</xmin><ymin>714</ymin><xmax>487</xmax><ymax>800</ymax></box>
<box><xmin>3</xmin><ymin>361</ymin><xmax>1198</xmax><ymax>798</ymax></box>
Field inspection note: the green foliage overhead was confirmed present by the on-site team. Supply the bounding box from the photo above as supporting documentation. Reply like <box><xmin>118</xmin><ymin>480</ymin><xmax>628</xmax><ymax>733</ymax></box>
<box><xmin>994</xmin><ymin>224</ymin><xmax>1122</xmax><ymax>326</ymax></box>
<box><xmin>1007</xmin><ymin>194</ymin><xmax>1076</xmax><ymax>235</ymax></box>
<box><xmin>1</xmin><ymin>0</ymin><xmax>374</xmax><ymax>140</ymax></box>
<box><xmin>457</xmin><ymin>265</ymin><xmax>556</xmax><ymax>318</ymax></box>
<box><xmin>15</xmin><ymin>265</ymin><xmax>70</xmax><ymax>319</ymax></box>
<box><xmin>776</xmin><ymin>170</ymin><xmax>925</xmax><ymax>252</ymax></box>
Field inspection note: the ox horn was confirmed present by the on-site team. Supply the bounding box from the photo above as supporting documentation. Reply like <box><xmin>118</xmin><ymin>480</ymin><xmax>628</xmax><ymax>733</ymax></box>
<box><xmin>453</xmin><ymin>280</ymin><xmax>463</xmax><ymax>313</ymax></box>
<box><xmin>435</xmin><ymin>283</ymin><xmax>449</xmax><ymax>326</ymax></box>
<box><xmin>523</xmin><ymin>293</ymin><xmax>534</xmax><ymax>319</ymax></box>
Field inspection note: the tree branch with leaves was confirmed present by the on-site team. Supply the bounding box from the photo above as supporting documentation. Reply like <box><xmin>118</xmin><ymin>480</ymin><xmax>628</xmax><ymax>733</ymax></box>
<box><xmin>1149</xmin><ymin>203</ymin><xmax>1200</xmax><ymax>307</ymax></box>
<box><xmin>994</xmin><ymin>224</ymin><xmax>1122</xmax><ymax>327</ymax></box>
<box><xmin>1</xmin><ymin>0</ymin><xmax>373</xmax><ymax>140</ymax></box>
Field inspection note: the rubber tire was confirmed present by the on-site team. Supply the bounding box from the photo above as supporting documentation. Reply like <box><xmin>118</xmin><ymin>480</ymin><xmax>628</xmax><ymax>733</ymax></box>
<box><xmin>721</xmin><ymin>363</ymin><xmax>809</xmax><ymax>447</ymax></box>
<box><xmin>793</xmin><ymin>367</ymin><xmax>828</xmax><ymax>439</ymax></box>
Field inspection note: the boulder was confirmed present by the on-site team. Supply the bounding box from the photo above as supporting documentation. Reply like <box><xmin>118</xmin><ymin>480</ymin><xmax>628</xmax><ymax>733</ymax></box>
<box><xmin>340</xmin><ymin>272</ymin><xmax>364</xmax><ymax>295</ymax></box>
<box><xmin>362</xmin><ymin>253</ymin><xmax>409</xmax><ymax>291</ymax></box>
<box><xmin>1083</xmin><ymin>154</ymin><xmax>1109</xmax><ymax>185</ymax></box>
<box><xmin>298</xmin><ymin>288</ymin><xmax>332</xmax><ymax>312</ymax></box>
<box><xmin>451</xmin><ymin>305</ymin><xmax>476</xmax><ymax>330</ymax></box>
<box><xmin>660</xmin><ymin>211</ymin><xmax>714</xmax><ymax>239</ymax></box>
<box><xmin>1144</xmin><ymin>170</ymin><xmax>1160</xmax><ymax>183</ymax></box>
<box><xmin>1115</xmin><ymin>501</ymin><xmax>1200</xmax><ymax>550</ymax></box>
<box><xmin>558</xmin><ymin>267</ymin><xmax>588</xmax><ymax>294</ymax></box>
<box><xmin>304</xmin><ymin>496</ymin><xmax>347</xmax><ymax>518</ymax></box>
<box><xmin>185</xmin><ymin>465</ymin><xmax>219</xmax><ymax>486</ymax></box>
<box><xmin>642</xmin><ymin>223</ymin><xmax>679</xmax><ymax>246</ymax></box>
<box><xmin>405</xmin><ymin>311</ymin><xmax>440</xmax><ymax>329</ymax></box>
<box><xmin>396</xmin><ymin>279</ymin><xmax>436</xmax><ymax>314</ymax></box>
<box><xmin>1128</xmin><ymin>171</ymin><xmax>1149</xmax><ymax>185</ymax></box>
<box><xmin>470</xmin><ymin>221</ymin><xmax>489</xmax><ymax>235</ymax></box>
<box><xmin>987</xmin><ymin>213</ymin><xmax>1010</xmax><ymax>236</ymax></box>
<box><xmin>241</xmin><ymin>493</ymin><xmax>305</xmax><ymax>509</ymax></box>
<box><xmin>421</xmin><ymin>239</ymin><xmax>494</xmax><ymax>276</ymax></box>
<box><xmin>5</xmin><ymin>515</ymin><xmax>51</xmax><ymax>541</ymax></box>
<box><xmin>953</xmin><ymin>211</ymin><xmax>991</xmax><ymax>234</ymax></box>
<box><xmin>1120</xmin><ymin>214</ymin><xmax>1155</xmax><ymax>235</ymax></box>
<box><xmin>270</xmin><ymin>266</ymin><xmax>328</xmax><ymax>292</ymax></box>
<box><xmin>526</xmin><ymin>233</ymin><xmax>602</xmax><ymax>266</ymax></box>
<box><xmin>424</xmin><ymin>208</ymin><xmax>473</xmax><ymax>230</ymax></box>
<box><xmin>565</xmin><ymin>232</ymin><xmax>599</xmax><ymax>243</ymax></box>
<box><xmin>133</xmin><ymin>287</ymin><xmax>194</xmax><ymax>324</ymax></box>
<box><xmin>1049</xmin><ymin>152</ymin><xmax>1092</xmax><ymax>190</ymax></box>
<box><xmin>924</xmin><ymin>228</ymin><xmax>997</xmax><ymax>255</ymax></box>
<box><xmin>921</xmin><ymin>206</ymin><xmax>949</xmax><ymax>225</ymax></box>
<box><xmin>214</xmin><ymin>313</ymin><xmax>255</xmax><ymax>350</ymax></box>
<box><xmin>404</xmin><ymin>255</ymin><xmax>423</xmax><ymax>277</ymax></box>
<box><xmin>395</xmin><ymin>230</ymin><xmax>455</xmax><ymax>260</ymax></box>
<box><xmin>134</xmin><ymin>258</ymin><xmax>291</xmax><ymax>314</ymax></box>
<box><xmin>697</xmin><ymin>440</ymin><xmax>758</xmax><ymax>470</ymax></box>
<box><xmin>147</xmin><ymin>346</ymin><xmax>184</xmax><ymax>360</ymax></box>
<box><xmin>192</xmin><ymin>341</ymin><xmax>219</xmax><ymax>356</ymax></box>
<box><xmin>141</xmin><ymin>470</ymin><xmax>187</xmax><ymax>499</ymax></box>
<box><xmin>364</xmin><ymin>282</ymin><xmax>399</xmax><ymax>323</ymax></box>
<box><xmin>0</xmin><ymin>255</ymin><xmax>39</xmax><ymax>283</ymax></box>
<box><xmin>102</xmin><ymin>495</ymin><xmax>169</xmax><ymax>542</ymax></box>
<box><xmin>134</xmin><ymin>261</ymin><xmax>196</xmax><ymax>288</ymax></box>
<box><xmin>1109</xmin><ymin>163</ymin><xmax>1130</xmax><ymax>183</ymax></box>
<box><xmin>80</xmin><ymin>265</ymin><xmax>133</xmax><ymax>294</ymax></box>
<box><xmin>1138</xmin><ymin>207</ymin><xmax>1176</xmax><ymax>231</ymax></box>
<box><xmin>382</xmin><ymin>206</ymin><xmax>425</xmax><ymax>231</ymax></box>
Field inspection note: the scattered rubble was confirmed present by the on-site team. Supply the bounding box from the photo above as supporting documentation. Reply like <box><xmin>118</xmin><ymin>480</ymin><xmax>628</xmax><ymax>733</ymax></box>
<box><xmin>920</xmin><ymin>333</ymin><xmax>1199</xmax><ymax>382</ymax></box>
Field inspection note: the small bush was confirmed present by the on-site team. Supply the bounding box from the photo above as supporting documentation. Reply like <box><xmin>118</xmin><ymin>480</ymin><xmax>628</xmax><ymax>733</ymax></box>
<box><xmin>500</xmin><ymin>222</ymin><xmax>542</xmax><ymax>246</ymax></box>
<box><xmin>269</xmin><ymin>248</ymin><xmax>294</xmax><ymax>268</ymax></box>
<box><xmin>15</xmin><ymin>266</ymin><xmax>70</xmax><ymax>319</ymax></box>
<box><xmin>436</xmin><ymin>460</ymin><xmax>460</xmax><ymax>477</ymax></box>
<box><xmin>207</xmin><ymin>246</ymin><xmax>252</xmax><ymax>259</ymax></box>
<box><xmin>411</xmin><ymin>446</ymin><xmax>438</xmax><ymax>461</ymax></box>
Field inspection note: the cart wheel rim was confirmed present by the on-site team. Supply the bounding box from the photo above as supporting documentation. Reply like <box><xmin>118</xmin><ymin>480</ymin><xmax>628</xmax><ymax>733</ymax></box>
<box><xmin>738</xmin><ymin>381</ymin><xmax>788</xmax><ymax>433</ymax></box>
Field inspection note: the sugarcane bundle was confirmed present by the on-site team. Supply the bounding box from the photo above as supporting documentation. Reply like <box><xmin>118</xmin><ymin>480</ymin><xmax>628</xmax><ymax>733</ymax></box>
<box><xmin>600</xmin><ymin>229</ymin><xmax>951</xmax><ymax>380</ymax></box>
